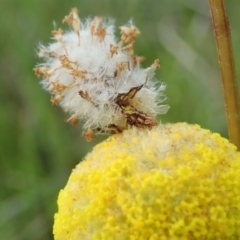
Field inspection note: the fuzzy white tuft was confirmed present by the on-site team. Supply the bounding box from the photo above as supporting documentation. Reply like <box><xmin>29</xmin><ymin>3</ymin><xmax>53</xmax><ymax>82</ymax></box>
<box><xmin>34</xmin><ymin>8</ymin><xmax>169</xmax><ymax>140</ymax></box>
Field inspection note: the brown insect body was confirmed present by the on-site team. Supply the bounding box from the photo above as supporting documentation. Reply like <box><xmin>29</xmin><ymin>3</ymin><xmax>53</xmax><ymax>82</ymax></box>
<box><xmin>115</xmin><ymin>84</ymin><xmax>144</xmax><ymax>108</ymax></box>
<box><xmin>115</xmin><ymin>84</ymin><xmax>157</xmax><ymax>129</ymax></box>
<box><xmin>125</xmin><ymin>111</ymin><xmax>157</xmax><ymax>128</ymax></box>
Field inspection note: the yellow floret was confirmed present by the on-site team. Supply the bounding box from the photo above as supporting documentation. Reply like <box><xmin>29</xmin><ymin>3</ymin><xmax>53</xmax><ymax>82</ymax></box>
<box><xmin>53</xmin><ymin>123</ymin><xmax>240</xmax><ymax>240</ymax></box>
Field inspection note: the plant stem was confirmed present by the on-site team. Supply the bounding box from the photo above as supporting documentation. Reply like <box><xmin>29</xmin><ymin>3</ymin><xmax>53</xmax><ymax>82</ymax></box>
<box><xmin>208</xmin><ymin>0</ymin><xmax>240</xmax><ymax>149</ymax></box>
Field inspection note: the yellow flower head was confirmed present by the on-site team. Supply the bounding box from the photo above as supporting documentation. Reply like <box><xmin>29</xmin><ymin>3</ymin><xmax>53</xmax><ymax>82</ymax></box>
<box><xmin>53</xmin><ymin>123</ymin><xmax>240</xmax><ymax>240</ymax></box>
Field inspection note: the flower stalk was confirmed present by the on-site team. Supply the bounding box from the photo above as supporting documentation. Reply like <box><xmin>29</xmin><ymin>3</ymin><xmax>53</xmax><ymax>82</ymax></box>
<box><xmin>208</xmin><ymin>0</ymin><xmax>240</xmax><ymax>150</ymax></box>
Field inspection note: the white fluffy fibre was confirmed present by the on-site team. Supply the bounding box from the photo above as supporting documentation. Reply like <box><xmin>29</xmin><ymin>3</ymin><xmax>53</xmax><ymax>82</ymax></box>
<box><xmin>34</xmin><ymin>9</ymin><xmax>169</xmax><ymax>139</ymax></box>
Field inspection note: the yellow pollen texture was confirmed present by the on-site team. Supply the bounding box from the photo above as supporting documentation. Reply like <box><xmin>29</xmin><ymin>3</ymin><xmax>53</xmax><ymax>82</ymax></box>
<box><xmin>53</xmin><ymin>123</ymin><xmax>240</xmax><ymax>240</ymax></box>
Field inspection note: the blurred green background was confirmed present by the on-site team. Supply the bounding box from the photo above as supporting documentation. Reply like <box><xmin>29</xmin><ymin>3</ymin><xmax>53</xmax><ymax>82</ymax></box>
<box><xmin>0</xmin><ymin>0</ymin><xmax>239</xmax><ymax>239</ymax></box>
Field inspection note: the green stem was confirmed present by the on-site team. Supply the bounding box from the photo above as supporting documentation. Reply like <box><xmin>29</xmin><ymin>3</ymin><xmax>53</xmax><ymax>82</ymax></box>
<box><xmin>208</xmin><ymin>0</ymin><xmax>240</xmax><ymax>150</ymax></box>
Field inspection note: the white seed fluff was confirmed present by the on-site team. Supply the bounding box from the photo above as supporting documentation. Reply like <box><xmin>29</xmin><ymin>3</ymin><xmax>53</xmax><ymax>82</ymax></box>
<box><xmin>34</xmin><ymin>9</ymin><xmax>169</xmax><ymax>139</ymax></box>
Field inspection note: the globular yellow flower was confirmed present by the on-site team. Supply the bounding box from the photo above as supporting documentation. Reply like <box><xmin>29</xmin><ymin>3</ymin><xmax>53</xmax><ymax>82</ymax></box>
<box><xmin>53</xmin><ymin>122</ymin><xmax>240</xmax><ymax>240</ymax></box>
